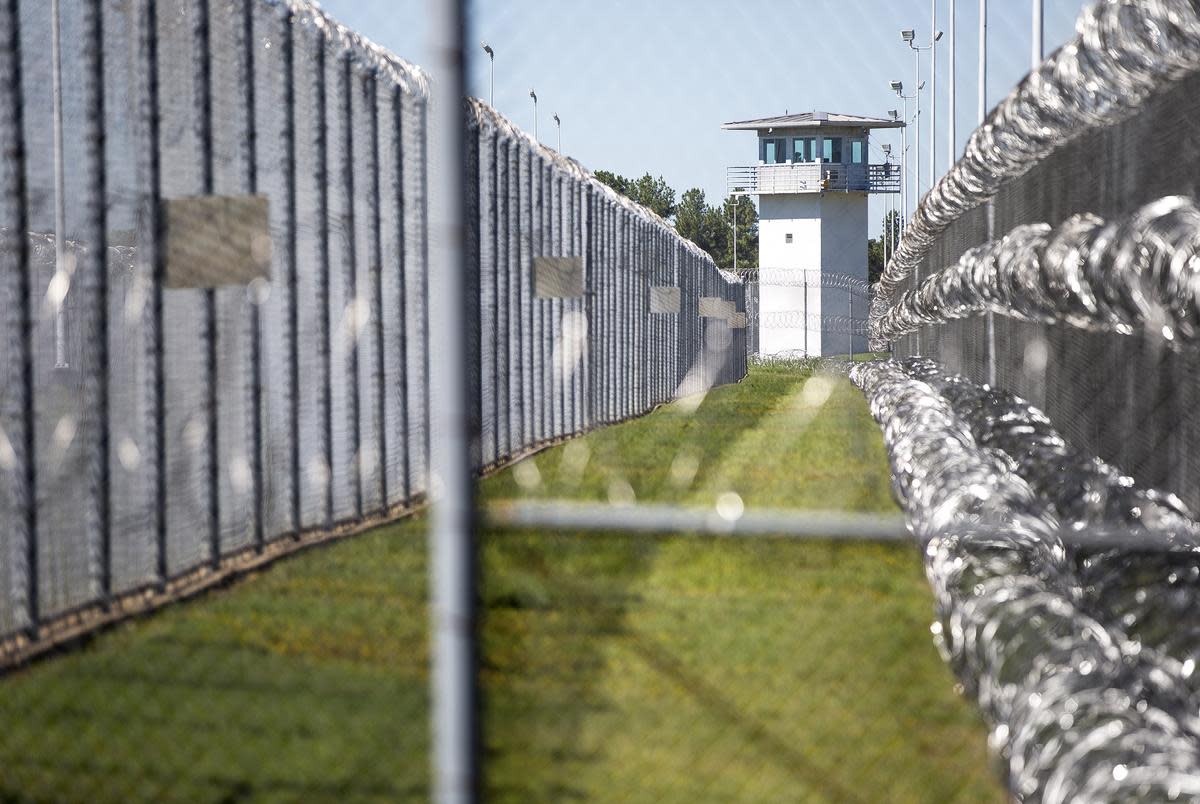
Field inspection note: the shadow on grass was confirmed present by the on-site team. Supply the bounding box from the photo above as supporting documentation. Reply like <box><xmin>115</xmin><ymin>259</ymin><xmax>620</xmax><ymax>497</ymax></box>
<box><xmin>481</xmin><ymin>532</ymin><xmax>878</xmax><ymax>804</ymax></box>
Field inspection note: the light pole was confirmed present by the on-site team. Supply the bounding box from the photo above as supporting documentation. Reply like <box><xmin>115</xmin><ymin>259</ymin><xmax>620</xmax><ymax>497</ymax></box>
<box><xmin>948</xmin><ymin>0</ymin><xmax>956</xmax><ymax>167</ymax></box>
<box><xmin>929</xmin><ymin>6</ymin><xmax>942</xmax><ymax>190</ymax></box>
<box><xmin>902</xmin><ymin>28</ymin><xmax>939</xmax><ymax>205</ymax></box>
<box><xmin>529</xmin><ymin>89</ymin><xmax>538</xmax><ymax>141</ymax></box>
<box><xmin>716</xmin><ymin>195</ymin><xmax>747</xmax><ymax>275</ymax></box>
<box><xmin>481</xmin><ymin>42</ymin><xmax>494</xmax><ymax>106</ymax></box>
<box><xmin>890</xmin><ymin>81</ymin><xmax>920</xmax><ymax>226</ymax></box>
<box><xmin>978</xmin><ymin>0</ymin><xmax>987</xmax><ymax>124</ymax></box>
<box><xmin>888</xmin><ymin>107</ymin><xmax>904</xmax><ymax>225</ymax></box>
<box><xmin>1032</xmin><ymin>0</ymin><xmax>1043</xmax><ymax>68</ymax></box>
<box><xmin>721</xmin><ymin>196</ymin><xmax>743</xmax><ymax>275</ymax></box>
<box><xmin>553</xmin><ymin>113</ymin><xmax>561</xmax><ymax>152</ymax></box>
<box><xmin>881</xmin><ymin>142</ymin><xmax>893</xmax><ymax>266</ymax></box>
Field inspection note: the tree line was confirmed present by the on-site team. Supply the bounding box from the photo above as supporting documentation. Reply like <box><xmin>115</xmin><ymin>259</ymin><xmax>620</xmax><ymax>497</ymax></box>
<box><xmin>593</xmin><ymin>170</ymin><xmax>759</xmax><ymax>276</ymax></box>
<box><xmin>867</xmin><ymin>209</ymin><xmax>902</xmax><ymax>285</ymax></box>
<box><xmin>595</xmin><ymin>169</ymin><xmax>900</xmax><ymax>285</ymax></box>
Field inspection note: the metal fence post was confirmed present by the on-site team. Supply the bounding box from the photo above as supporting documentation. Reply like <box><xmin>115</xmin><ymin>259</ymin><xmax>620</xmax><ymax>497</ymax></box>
<box><xmin>426</xmin><ymin>0</ymin><xmax>479</xmax><ymax>800</ymax></box>
<box><xmin>80</xmin><ymin>0</ymin><xmax>111</xmax><ymax>605</ymax></box>
<box><xmin>133</xmin><ymin>0</ymin><xmax>168</xmax><ymax>590</ymax></box>
<box><xmin>849</xmin><ymin>284</ymin><xmax>855</xmax><ymax>361</ymax></box>
<box><xmin>1</xmin><ymin>0</ymin><xmax>38</xmax><ymax>637</ymax></box>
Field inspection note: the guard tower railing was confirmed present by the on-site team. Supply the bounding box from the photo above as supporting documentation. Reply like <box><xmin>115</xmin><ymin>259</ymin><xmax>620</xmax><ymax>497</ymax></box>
<box><xmin>727</xmin><ymin>162</ymin><xmax>899</xmax><ymax>195</ymax></box>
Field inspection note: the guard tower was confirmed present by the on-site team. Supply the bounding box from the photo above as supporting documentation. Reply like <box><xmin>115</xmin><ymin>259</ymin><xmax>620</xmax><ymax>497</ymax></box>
<box><xmin>723</xmin><ymin>111</ymin><xmax>903</xmax><ymax>356</ymax></box>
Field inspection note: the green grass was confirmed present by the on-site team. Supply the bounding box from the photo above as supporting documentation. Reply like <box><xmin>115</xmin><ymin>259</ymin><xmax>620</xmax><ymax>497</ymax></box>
<box><xmin>0</xmin><ymin>363</ymin><xmax>1001</xmax><ymax>803</ymax></box>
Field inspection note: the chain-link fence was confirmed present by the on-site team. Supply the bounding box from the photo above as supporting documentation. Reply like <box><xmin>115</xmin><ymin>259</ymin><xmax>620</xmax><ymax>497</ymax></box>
<box><xmin>869</xmin><ymin>0</ymin><xmax>1200</xmax><ymax>798</ymax></box>
<box><xmin>744</xmin><ymin>268</ymin><xmax>870</xmax><ymax>357</ymax></box>
<box><xmin>13</xmin><ymin>0</ymin><xmax>1179</xmax><ymax>800</ymax></box>
<box><xmin>0</xmin><ymin>0</ymin><xmax>747</xmax><ymax>667</ymax></box>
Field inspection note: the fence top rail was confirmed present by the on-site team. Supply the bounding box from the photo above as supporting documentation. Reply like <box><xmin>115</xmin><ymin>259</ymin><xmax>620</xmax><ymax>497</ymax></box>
<box><xmin>484</xmin><ymin>500</ymin><xmax>909</xmax><ymax>540</ymax></box>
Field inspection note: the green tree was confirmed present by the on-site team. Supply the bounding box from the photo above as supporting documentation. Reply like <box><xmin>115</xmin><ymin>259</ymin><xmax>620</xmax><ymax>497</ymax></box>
<box><xmin>594</xmin><ymin>170</ymin><xmax>631</xmax><ymax>196</ymax></box>
<box><xmin>594</xmin><ymin>173</ymin><xmax>758</xmax><ymax>275</ymax></box>
<box><xmin>867</xmin><ymin>208</ymin><xmax>902</xmax><ymax>285</ymax></box>
<box><xmin>629</xmin><ymin>173</ymin><xmax>676</xmax><ymax>219</ymax></box>
<box><xmin>675</xmin><ymin>188</ymin><xmax>708</xmax><ymax>245</ymax></box>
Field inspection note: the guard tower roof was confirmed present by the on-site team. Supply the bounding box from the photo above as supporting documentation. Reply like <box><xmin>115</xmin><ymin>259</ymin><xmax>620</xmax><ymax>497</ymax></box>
<box><xmin>721</xmin><ymin>111</ymin><xmax>905</xmax><ymax>130</ymax></box>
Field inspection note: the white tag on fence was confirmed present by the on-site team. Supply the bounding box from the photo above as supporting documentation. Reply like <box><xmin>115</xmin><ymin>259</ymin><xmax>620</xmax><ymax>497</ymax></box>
<box><xmin>533</xmin><ymin>256</ymin><xmax>584</xmax><ymax>298</ymax></box>
<box><xmin>649</xmin><ymin>286</ymin><xmax>681</xmax><ymax>314</ymax></box>
<box><xmin>163</xmin><ymin>194</ymin><xmax>272</xmax><ymax>289</ymax></box>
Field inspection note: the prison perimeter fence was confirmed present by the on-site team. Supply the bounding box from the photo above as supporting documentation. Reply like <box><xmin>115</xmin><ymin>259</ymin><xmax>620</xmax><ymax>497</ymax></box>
<box><xmin>0</xmin><ymin>0</ymin><xmax>746</xmax><ymax>666</ymax></box>
<box><xmin>867</xmin><ymin>0</ymin><xmax>1200</xmax><ymax>797</ymax></box>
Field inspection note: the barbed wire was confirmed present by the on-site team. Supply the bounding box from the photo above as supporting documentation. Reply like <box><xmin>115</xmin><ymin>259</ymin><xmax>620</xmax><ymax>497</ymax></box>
<box><xmin>869</xmin><ymin>195</ymin><xmax>1200</xmax><ymax>347</ymax></box>
<box><xmin>851</xmin><ymin>357</ymin><xmax>1200</xmax><ymax>800</ymax></box>
<box><xmin>872</xmin><ymin>0</ymin><xmax>1200</xmax><ymax>326</ymax></box>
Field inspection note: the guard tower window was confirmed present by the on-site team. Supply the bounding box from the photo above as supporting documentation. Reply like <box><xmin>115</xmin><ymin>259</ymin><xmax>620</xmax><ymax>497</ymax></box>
<box><xmin>792</xmin><ymin>136</ymin><xmax>817</xmax><ymax>163</ymax></box>
<box><xmin>761</xmin><ymin>137</ymin><xmax>787</xmax><ymax>164</ymax></box>
<box><xmin>785</xmin><ymin>233</ymin><xmax>793</xmax><ymax>243</ymax></box>
<box><xmin>850</xmin><ymin>139</ymin><xmax>866</xmax><ymax>164</ymax></box>
<box><xmin>822</xmin><ymin>137</ymin><xmax>843</xmax><ymax>163</ymax></box>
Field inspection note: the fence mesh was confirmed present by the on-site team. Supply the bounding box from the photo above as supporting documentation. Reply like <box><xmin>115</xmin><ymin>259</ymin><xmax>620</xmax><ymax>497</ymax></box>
<box><xmin>870</xmin><ymin>0</ymin><xmax>1200</xmax><ymax>798</ymax></box>
<box><xmin>0</xmin><ymin>0</ymin><xmax>747</xmax><ymax>661</ymax></box>
<box><xmin>12</xmin><ymin>0</ymin><xmax>1184</xmax><ymax>800</ymax></box>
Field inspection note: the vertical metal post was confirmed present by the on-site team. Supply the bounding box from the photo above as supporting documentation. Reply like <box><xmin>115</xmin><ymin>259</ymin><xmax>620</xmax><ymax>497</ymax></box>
<box><xmin>1031</xmin><ymin>0</ymin><xmax>1043</xmax><ymax>68</ymax></box>
<box><xmin>848</xmin><ymin>284</ymin><xmax>855</xmax><ymax>361</ymax></box>
<box><xmin>980</xmin><ymin>0</ymin><xmax>996</xmax><ymax>386</ymax></box>
<box><xmin>52</xmin><ymin>0</ymin><xmax>69</xmax><ymax>369</ymax></box>
<box><xmin>883</xmin><ymin>192</ymin><xmax>889</xmax><ymax>266</ymax></box>
<box><xmin>426</xmin><ymin>0</ymin><xmax>479</xmax><ymax>801</ymax></box>
<box><xmin>193</xmin><ymin>0</ymin><xmax>221</xmax><ymax>571</ymax></box>
<box><xmin>948</xmin><ymin>0</ymin><xmax>955</xmax><ymax>167</ymax></box>
<box><xmin>913</xmin><ymin>48</ymin><xmax>921</xmax><ymax>204</ymax></box>
<box><xmin>240</xmin><ymin>0</ymin><xmax>264</xmax><ymax>553</ymax></box>
<box><xmin>2</xmin><ymin>0</ymin><xmax>39</xmax><ymax>638</ymax></box>
<box><xmin>134</xmin><ymin>0</ymin><xmax>168</xmax><ymax>590</ymax></box>
<box><xmin>978</xmin><ymin>0</ymin><xmax>987</xmax><ymax>123</ymax></box>
<box><xmin>900</xmin><ymin>97</ymin><xmax>908</xmax><ymax>224</ymax></box>
<box><xmin>929</xmin><ymin>0</ymin><xmax>937</xmax><ymax>189</ymax></box>
<box><xmin>803</xmin><ymin>275</ymin><xmax>808</xmax><ymax>356</ymax></box>
<box><xmin>80</xmin><ymin>0</ymin><xmax>111</xmax><ymax>606</ymax></box>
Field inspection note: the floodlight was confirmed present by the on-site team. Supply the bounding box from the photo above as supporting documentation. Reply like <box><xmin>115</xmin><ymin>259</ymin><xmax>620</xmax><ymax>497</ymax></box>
<box><xmin>934</xmin><ymin>31</ymin><xmax>943</xmax><ymax>42</ymax></box>
<box><xmin>890</xmin><ymin>80</ymin><xmax>903</xmax><ymax>93</ymax></box>
<box><xmin>901</xmin><ymin>29</ymin><xmax>915</xmax><ymax>43</ymax></box>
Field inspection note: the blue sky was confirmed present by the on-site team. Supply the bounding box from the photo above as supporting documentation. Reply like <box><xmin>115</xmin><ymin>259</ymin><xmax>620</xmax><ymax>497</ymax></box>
<box><xmin>320</xmin><ymin>0</ymin><xmax>1081</xmax><ymax>237</ymax></box>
